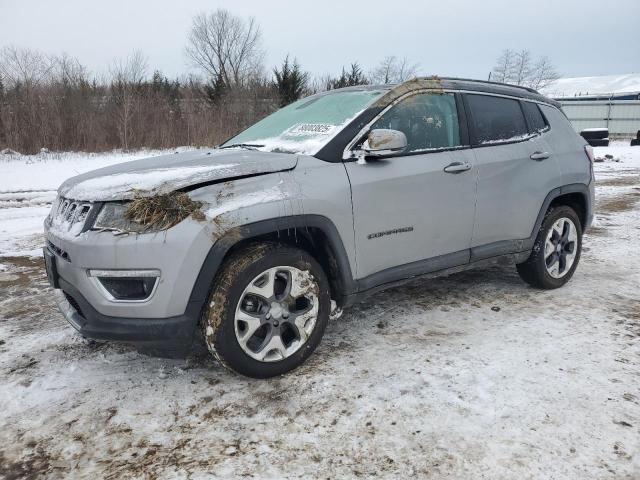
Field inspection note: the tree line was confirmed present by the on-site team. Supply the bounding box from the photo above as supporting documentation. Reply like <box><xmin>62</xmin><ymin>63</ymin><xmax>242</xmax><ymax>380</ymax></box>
<box><xmin>0</xmin><ymin>9</ymin><xmax>559</xmax><ymax>154</ymax></box>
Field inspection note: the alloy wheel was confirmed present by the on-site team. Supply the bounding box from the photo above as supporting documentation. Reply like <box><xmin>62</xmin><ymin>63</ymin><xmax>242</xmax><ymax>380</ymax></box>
<box><xmin>234</xmin><ymin>266</ymin><xmax>319</xmax><ymax>362</ymax></box>
<box><xmin>544</xmin><ymin>217</ymin><xmax>578</xmax><ymax>279</ymax></box>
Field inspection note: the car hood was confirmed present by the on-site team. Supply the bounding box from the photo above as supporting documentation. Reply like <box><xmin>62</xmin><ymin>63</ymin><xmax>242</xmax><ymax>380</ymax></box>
<box><xmin>58</xmin><ymin>149</ymin><xmax>298</xmax><ymax>201</ymax></box>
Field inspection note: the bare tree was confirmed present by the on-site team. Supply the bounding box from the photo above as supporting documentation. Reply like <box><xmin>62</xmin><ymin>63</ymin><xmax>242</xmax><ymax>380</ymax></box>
<box><xmin>512</xmin><ymin>49</ymin><xmax>532</xmax><ymax>86</ymax></box>
<box><xmin>0</xmin><ymin>45</ymin><xmax>54</xmax><ymax>87</ymax></box>
<box><xmin>528</xmin><ymin>56</ymin><xmax>560</xmax><ymax>90</ymax></box>
<box><xmin>185</xmin><ymin>9</ymin><xmax>263</xmax><ymax>87</ymax></box>
<box><xmin>110</xmin><ymin>51</ymin><xmax>148</xmax><ymax>150</ymax></box>
<box><xmin>491</xmin><ymin>49</ymin><xmax>560</xmax><ymax>90</ymax></box>
<box><xmin>53</xmin><ymin>52</ymin><xmax>88</xmax><ymax>86</ymax></box>
<box><xmin>491</xmin><ymin>49</ymin><xmax>516</xmax><ymax>83</ymax></box>
<box><xmin>369</xmin><ymin>56</ymin><xmax>419</xmax><ymax>84</ymax></box>
<box><xmin>307</xmin><ymin>74</ymin><xmax>334</xmax><ymax>93</ymax></box>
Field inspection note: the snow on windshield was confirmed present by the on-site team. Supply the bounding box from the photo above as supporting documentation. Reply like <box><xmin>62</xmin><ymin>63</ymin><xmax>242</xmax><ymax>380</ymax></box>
<box><xmin>223</xmin><ymin>89</ymin><xmax>387</xmax><ymax>155</ymax></box>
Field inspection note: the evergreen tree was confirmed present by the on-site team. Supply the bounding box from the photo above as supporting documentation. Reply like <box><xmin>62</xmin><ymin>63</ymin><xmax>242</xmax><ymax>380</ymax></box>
<box><xmin>328</xmin><ymin>63</ymin><xmax>368</xmax><ymax>90</ymax></box>
<box><xmin>203</xmin><ymin>72</ymin><xmax>227</xmax><ymax>106</ymax></box>
<box><xmin>347</xmin><ymin>62</ymin><xmax>368</xmax><ymax>86</ymax></box>
<box><xmin>151</xmin><ymin>70</ymin><xmax>165</xmax><ymax>93</ymax></box>
<box><xmin>273</xmin><ymin>56</ymin><xmax>308</xmax><ymax>107</ymax></box>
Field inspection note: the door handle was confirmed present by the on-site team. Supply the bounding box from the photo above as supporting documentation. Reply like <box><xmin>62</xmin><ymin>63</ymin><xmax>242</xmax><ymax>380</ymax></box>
<box><xmin>443</xmin><ymin>161</ymin><xmax>472</xmax><ymax>174</ymax></box>
<box><xmin>530</xmin><ymin>151</ymin><xmax>550</xmax><ymax>161</ymax></box>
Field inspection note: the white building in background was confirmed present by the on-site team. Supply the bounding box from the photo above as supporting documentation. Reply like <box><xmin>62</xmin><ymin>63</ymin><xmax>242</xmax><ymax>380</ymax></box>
<box><xmin>541</xmin><ymin>74</ymin><xmax>640</xmax><ymax>138</ymax></box>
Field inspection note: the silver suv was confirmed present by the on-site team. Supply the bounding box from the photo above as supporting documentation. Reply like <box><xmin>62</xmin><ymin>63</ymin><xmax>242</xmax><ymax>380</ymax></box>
<box><xmin>44</xmin><ymin>77</ymin><xmax>595</xmax><ymax>378</ymax></box>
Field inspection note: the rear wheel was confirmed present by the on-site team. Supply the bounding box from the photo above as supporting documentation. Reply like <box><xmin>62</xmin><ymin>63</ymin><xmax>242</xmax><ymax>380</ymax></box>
<box><xmin>201</xmin><ymin>242</ymin><xmax>330</xmax><ymax>378</ymax></box>
<box><xmin>516</xmin><ymin>206</ymin><xmax>583</xmax><ymax>289</ymax></box>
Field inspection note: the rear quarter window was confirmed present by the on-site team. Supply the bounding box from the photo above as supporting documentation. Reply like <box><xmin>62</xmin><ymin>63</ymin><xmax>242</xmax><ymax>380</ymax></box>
<box><xmin>522</xmin><ymin>101</ymin><xmax>549</xmax><ymax>134</ymax></box>
<box><xmin>467</xmin><ymin>94</ymin><xmax>529</xmax><ymax>144</ymax></box>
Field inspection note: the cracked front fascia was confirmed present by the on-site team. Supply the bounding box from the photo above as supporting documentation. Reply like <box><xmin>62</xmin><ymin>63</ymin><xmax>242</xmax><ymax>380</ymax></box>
<box><xmin>188</xmin><ymin>171</ymin><xmax>300</xmax><ymax>241</ymax></box>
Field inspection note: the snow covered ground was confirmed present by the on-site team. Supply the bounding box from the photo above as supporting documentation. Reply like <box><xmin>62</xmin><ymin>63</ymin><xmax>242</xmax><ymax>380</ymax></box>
<box><xmin>0</xmin><ymin>144</ymin><xmax>639</xmax><ymax>478</ymax></box>
<box><xmin>0</xmin><ymin>148</ymin><xmax>193</xmax><ymax>257</ymax></box>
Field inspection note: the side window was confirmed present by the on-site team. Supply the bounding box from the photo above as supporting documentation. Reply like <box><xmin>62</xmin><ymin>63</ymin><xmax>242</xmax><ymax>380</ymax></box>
<box><xmin>467</xmin><ymin>94</ymin><xmax>529</xmax><ymax>144</ymax></box>
<box><xmin>522</xmin><ymin>101</ymin><xmax>549</xmax><ymax>134</ymax></box>
<box><xmin>371</xmin><ymin>93</ymin><xmax>462</xmax><ymax>152</ymax></box>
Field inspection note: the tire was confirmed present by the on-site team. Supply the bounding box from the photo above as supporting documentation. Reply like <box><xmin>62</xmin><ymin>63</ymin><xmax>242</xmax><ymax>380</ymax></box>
<box><xmin>516</xmin><ymin>205</ymin><xmax>583</xmax><ymax>289</ymax></box>
<box><xmin>580</xmin><ymin>129</ymin><xmax>608</xmax><ymax>140</ymax></box>
<box><xmin>587</xmin><ymin>138</ymin><xmax>609</xmax><ymax>147</ymax></box>
<box><xmin>201</xmin><ymin>242</ymin><xmax>330</xmax><ymax>378</ymax></box>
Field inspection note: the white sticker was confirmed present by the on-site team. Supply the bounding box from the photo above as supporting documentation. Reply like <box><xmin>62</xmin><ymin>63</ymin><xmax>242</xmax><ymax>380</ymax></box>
<box><xmin>289</xmin><ymin>123</ymin><xmax>335</xmax><ymax>135</ymax></box>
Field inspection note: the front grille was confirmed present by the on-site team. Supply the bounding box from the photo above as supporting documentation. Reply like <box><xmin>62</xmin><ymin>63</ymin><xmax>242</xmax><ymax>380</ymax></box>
<box><xmin>48</xmin><ymin>196</ymin><xmax>95</xmax><ymax>236</ymax></box>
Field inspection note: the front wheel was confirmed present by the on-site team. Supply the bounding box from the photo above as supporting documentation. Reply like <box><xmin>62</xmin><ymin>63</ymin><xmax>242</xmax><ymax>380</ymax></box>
<box><xmin>201</xmin><ymin>242</ymin><xmax>330</xmax><ymax>378</ymax></box>
<box><xmin>516</xmin><ymin>205</ymin><xmax>583</xmax><ymax>289</ymax></box>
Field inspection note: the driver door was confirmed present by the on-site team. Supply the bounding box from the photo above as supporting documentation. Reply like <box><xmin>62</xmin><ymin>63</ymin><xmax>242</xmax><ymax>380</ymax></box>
<box><xmin>344</xmin><ymin>92</ymin><xmax>477</xmax><ymax>282</ymax></box>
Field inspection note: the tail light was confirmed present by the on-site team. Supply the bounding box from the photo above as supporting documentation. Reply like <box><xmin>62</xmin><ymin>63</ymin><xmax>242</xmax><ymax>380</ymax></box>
<box><xmin>584</xmin><ymin>145</ymin><xmax>595</xmax><ymax>163</ymax></box>
<box><xmin>584</xmin><ymin>145</ymin><xmax>595</xmax><ymax>178</ymax></box>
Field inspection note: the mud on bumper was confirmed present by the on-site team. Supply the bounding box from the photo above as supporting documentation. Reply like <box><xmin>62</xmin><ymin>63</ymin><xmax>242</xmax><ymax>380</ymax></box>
<box><xmin>54</xmin><ymin>278</ymin><xmax>202</xmax><ymax>358</ymax></box>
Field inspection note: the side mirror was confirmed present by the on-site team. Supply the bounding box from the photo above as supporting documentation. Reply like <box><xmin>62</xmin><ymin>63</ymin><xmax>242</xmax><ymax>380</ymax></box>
<box><xmin>362</xmin><ymin>129</ymin><xmax>407</xmax><ymax>157</ymax></box>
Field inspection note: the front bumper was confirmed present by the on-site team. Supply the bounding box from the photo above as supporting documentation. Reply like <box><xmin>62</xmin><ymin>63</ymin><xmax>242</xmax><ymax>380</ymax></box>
<box><xmin>45</xmin><ymin>215</ymin><xmax>216</xmax><ymax>356</ymax></box>
<box><xmin>53</xmin><ymin>280</ymin><xmax>200</xmax><ymax>357</ymax></box>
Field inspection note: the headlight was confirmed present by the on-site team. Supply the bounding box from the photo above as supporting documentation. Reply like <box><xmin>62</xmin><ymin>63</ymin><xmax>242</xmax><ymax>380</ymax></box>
<box><xmin>92</xmin><ymin>193</ymin><xmax>203</xmax><ymax>233</ymax></box>
<box><xmin>92</xmin><ymin>203</ymin><xmax>149</xmax><ymax>234</ymax></box>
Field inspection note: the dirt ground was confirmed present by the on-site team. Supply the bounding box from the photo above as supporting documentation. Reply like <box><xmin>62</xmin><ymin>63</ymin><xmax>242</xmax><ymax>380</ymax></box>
<box><xmin>1</xmin><ymin>154</ymin><xmax>639</xmax><ymax>479</ymax></box>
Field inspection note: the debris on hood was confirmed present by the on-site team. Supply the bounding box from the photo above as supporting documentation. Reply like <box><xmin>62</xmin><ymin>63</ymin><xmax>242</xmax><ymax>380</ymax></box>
<box><xmin>125</xmin><ymin>192</ymin><xmax>206</xmax><ymax>231</ymax></box>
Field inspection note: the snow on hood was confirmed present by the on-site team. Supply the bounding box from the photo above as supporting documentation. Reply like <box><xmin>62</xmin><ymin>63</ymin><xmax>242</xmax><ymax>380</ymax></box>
<box><xmin>58</xmin><ymin>149</ymin><xmax>298</xmax><ymax>201</ymax></box>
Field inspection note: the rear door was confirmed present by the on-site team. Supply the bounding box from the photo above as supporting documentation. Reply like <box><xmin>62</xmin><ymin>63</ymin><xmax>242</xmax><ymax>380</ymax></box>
<box><xmin>344</xmin><ymin>91</ymin><xmax>477</xmax><ymax>281</ymax></box>
<box><xmin>465</xmin><ymin>94</ymin><xmax>561</xmax><ymax>254</ymax></box>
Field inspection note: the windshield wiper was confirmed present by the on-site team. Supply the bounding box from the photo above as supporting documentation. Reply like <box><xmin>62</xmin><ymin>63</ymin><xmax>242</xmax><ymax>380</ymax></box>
<box><xmin>219</xmin><ymin>143</ymin><xmax>265</xmax><ymax>150</ymax></box>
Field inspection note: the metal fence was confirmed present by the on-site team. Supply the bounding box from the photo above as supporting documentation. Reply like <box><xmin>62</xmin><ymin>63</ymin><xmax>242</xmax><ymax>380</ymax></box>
<box><xmin>558</xmin><ymin>99</ymin><xmax>640</xmax><ymax>138</ymax></box>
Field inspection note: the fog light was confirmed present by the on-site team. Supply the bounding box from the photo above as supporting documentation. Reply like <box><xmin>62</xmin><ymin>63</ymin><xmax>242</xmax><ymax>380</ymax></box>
<box><xmin>88</xmin><ymin>269</ymin><xmax>160</xmax><ymax>301</ymax></box>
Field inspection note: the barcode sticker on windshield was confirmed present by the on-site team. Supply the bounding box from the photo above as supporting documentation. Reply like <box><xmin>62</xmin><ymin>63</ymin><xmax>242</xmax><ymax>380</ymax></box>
<box><xmin>290</xmin><ymin>123</ymin><xmax>335</xmax><ymax>135</ymax></box>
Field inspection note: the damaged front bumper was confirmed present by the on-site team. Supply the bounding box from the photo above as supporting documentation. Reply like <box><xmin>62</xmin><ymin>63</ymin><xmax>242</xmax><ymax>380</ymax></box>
<box><xmin>45</xmin><ymin>213</ymin><xmax>216</xmax><ymax>357</ymax></box>
<box><xmin>52</xmin><ymin>284</ymin><xmax>199</xmax><ymax>357</ymax></box>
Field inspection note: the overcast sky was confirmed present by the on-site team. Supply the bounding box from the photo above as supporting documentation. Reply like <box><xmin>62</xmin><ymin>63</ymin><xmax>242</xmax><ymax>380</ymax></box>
<box><xmin>1</xmin><ymin>0</ymin><xmax>639</xmax><ymax>81</ymax></box>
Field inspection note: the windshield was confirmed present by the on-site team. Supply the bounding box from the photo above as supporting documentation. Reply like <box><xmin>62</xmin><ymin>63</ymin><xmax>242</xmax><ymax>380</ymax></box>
<box><xmin>221</xmin><ymin>88</ymin><xmax>387</xmax><ymax>155</ymax></box>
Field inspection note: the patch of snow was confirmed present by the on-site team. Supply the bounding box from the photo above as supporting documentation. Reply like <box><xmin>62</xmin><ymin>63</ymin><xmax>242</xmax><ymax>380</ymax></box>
<box><xmin>249</xmin><ymin>112</ymin><xmax>364</xmax><ymax>155</ymax></box>
<box><xmin>0</xmin><ymin>149</ymin><xmax>191</xmax><ymax>256</ymax></box>
<box><xmin>542</xmin><ymin>73</ymin><xmax>640</xmax><ymax>98</ymax></box>
<box><xmin>593</xmin><ymin>141</ymin><xmax>640</xmax><ymax>169</ymax></box>
<box><xmin>0</xmin><ymin>148</ymin><xmax>193</xmax><ymax>195</ymax></box>
<box><xmin>250</xmin><ymin>136</ymin><xmax>330</xmax><ymax>155</ymax></box>
<box><xmin>479</xmin><ymin>133</ymin><xmax>532</xmax><ymax>145</ymax></box>
<box><xmin>0</xmin><ymin>205</ymin><xmax>49</xmax><ymax>257</ymax></box>
<box><xmin>205</xmin><ymin>184</ymin><xmax>289</xmax><ymax>219</ymax></box>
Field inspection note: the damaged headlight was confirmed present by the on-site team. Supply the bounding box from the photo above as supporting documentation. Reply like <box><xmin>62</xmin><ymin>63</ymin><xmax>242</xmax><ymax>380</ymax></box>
<box><xmin>92</xmin><ymin>202</ymin><xmax>149</xmax><ymax>234</ymax></box>
<box><xmin>92</xmin><ymin>193</ymin><xmax>205</xmax><ymax>234</ymax></box>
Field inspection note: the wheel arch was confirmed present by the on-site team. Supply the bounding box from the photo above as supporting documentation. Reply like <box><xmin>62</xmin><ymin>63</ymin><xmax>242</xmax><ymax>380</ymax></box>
<box><xmin>548</xmin><ymin>192</ymin><xmax>588</xmax><ymax>230</ymax></box>
<box><xmin>187</xmin><ymin>215</ymin><xmax>356</xmax><ymax>321</ymax></box>
<box><xmin>531</xmin><ymin>183</ymin><xmax>591</xmax><ymax>238</ymax></box>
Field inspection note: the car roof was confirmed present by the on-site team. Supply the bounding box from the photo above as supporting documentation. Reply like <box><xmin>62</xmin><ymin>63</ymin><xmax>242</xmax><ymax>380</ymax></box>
<box><xmin>331</xmin><ymin>77</ymin><xmax>560</xmax><ymax>108</ymax></box>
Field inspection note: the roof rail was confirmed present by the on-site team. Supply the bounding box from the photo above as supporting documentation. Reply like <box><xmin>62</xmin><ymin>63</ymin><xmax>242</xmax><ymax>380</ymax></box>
<box><xmin>413</xmin><ymin>76</ymin><xmax>541</xmax><ymax>95</ymax></box>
